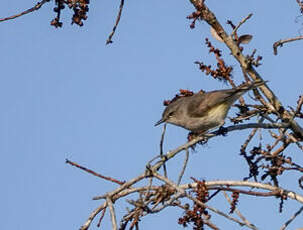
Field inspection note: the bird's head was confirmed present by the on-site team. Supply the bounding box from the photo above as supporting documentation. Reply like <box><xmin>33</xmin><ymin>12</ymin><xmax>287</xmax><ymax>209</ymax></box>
<box><xmin>155</xmin><ymin>100</ymin><xmax>182</xmax><ymax>127</ymax></box>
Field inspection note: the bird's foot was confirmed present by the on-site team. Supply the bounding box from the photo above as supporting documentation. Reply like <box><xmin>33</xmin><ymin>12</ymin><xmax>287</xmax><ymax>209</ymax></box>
<box><xmin>187</xmin><ymin>131</ymin><xmax>206</xmax><ymax>141</ymax></box>
<box><xmin>217</xmin><ymin>126</ymin><xmax>228</xmax><ymax>136</ymax></box>
<box><xmin>187</xmin><ymin>132</ymin><xmax>198</xmax><ymax>142</ymax></box>
<box><xmin>187</xmin><ymin>132</ymin><xmax>208</xmax><ymax>151</ymax></box>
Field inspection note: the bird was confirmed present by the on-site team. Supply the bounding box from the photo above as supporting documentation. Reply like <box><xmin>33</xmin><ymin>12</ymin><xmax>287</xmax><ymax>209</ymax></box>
<box><xmin>155</xmin><ymin>81</ymin><xmax>266</xmax><ymax>133</ymax></box>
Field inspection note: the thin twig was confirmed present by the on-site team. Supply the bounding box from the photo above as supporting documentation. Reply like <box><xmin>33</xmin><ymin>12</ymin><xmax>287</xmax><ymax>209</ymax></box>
<box><xmin>211</xmin><ymin>187</ymin><xmax>279</xmax><ymax>197</ymax></box>
<box><xmin>230</xmin><ymin>109</ymin><xmax>260</xmax><ymax>123</ymax></box>
<box><xmin>177</xmin><ymin>148</ymin><xmax>189</xmax><ymax>185</ymax></box>
<box><xmin>106</xmin><ymin>0</ymin><xmax>125</xmax><ymax>45</ymax></box>
<box><xmin>153</xmin><ymin>172</ymin><xmax>253</xmax><ymax>229</ymax></box>
<box><xmin>94</xmin><ymin>186</ymin><xmax>158</xmax><ymax>202</ymax></box>
<box><xmin>271</xmin><ymin>139</ymin><xmax>291</xmax><ymax>157</ymax></box>
<box><xmin>146</xmin><ymin>154</ymin><xmax>161</xmax><ymax>166</ymax></box>
<box><xmin>93</xmin><ymin>173</ymin><xmax>146</xmax><ymax>200</ymax></box>
<box><xmin>107</xmin><ymin>197</ymin><xmax>118</xmax><ymax>230</ymax></box>
<box><xmin>66</xmin><ymin>159</ymin><xmax>125</xmax><ymax>185</ymax></box>
<box><xmin>223</xmin><ymin>191</ymin><xmax>258</xmax><ymax>230</ymax></box>
<box><xmin>252</xmin><ymin>87</ymin><xmax>276</xmax><ymax>113</ymax></box>
<box><xmin>273</xmin><ymin>36</ymin><xmax>303</xmax><ymax>55</ymax></box>
<box><xmin>0</xmin><ymin>0</ymin><xmax>50</xmax><ymax>22</ymax></box>
<box><xmin>204</xmin><ymin>220</ymin><xmax>220</xmax><ymax>230</ymax></box>
<box><xmin>241</xmin><ymin>66</ymin><xmax>251</xmax><ymax>82</ymax></box>
<box><xmin>268</xmin><ymin>132</ymin><xmax>285</xmax><ymax>151</ymax></box>
<box><xmin>150</xmin><ymin>192</ymin><xmax>184</xmax><ymax>213</ymax></box>
<box><xmin>231</xmin><ymin>13</ymin><xmax>253</xmax><ymax>38</ymax></box>
<box><xmin>241</xmin><ymin>128</ymin><xmax>258</xmax><ymax>153</ymax></box>
<box><xmin>280</xmin><ymin>206</ymin><xmax>303</xmax><ymax>230</ymax></box>
<box><xmin>145</xmin><ymin>177</ymin><xmax>153</xmax><ymax>200</ymax></box>
<box><xmin>80</xmin><ymin>202</ymin><xmax>107</xmax><ymax>230</ymax></box>
<box><xmin>208</xmin><ymin>189</ymin><xmax>221</xmax><ymax>201</ymax></box>
<box><xmin>160</xmin><ymin>123</ymin><xmax>168</xmax><ymax>177</ymax></box>
<box><xmin>97</xmin><ymin>207</ymin><xmax>107</xmax><ymax>227</ymax></box>
<box><xmin>181</xmin><ymin>180</ymin><xmax>303</xmax><ymax>204</ymax></box>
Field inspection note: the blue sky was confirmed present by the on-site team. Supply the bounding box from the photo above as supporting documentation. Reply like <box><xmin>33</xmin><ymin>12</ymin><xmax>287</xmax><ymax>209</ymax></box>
<box><xmin>1</xmin><ymin>1</ymin><xmax>303</xmax><ymax>229</ymax></box>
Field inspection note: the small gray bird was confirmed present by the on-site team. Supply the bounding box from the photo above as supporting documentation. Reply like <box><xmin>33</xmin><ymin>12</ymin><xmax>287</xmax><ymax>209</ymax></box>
<box><xmin>155</xmin><ymin>81</ymin><xmax>265</xmax><ymax>133</ymax></box>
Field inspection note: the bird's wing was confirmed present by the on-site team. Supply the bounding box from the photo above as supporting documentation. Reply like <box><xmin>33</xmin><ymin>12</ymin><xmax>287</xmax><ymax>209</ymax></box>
<box><xmin>187</xmin><ymin>90</ymin><xmax>236</xmax><ymax>117</ymax></box>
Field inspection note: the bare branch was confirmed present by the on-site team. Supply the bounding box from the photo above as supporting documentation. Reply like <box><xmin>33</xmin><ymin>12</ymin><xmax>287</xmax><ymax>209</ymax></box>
<box><xmin>177</xmin><ymin>148</ymin><xmax>189</xmax><ymax>185</ymax></box>
<box><xmin>93</xmin><ymin>173</ymin><xmax>146</xmax><ymax>200</ymax></box>
<box><xmin>214</xmin><ymin>187</ymin><xmax>279</xmax><ymax>197</ymax></box>
<box><xmin>0</xmin><ymin>0</ymin><xmax>50</xmax><ymax>23</ymax></box>
<box><xmin>231</xmin><ymin>13</ymin><xmax>253</xmax><ymax>38</ymax></box>
<box><xmin>106</xmin><ymin>0</ymin><xmax>125</xmax><ymax>45</ymax></box>
<box><xmin>66</xmin><ymin>159</ymin><xmax>125</xmax><ymax>185</ymax></box>
<box><xmin>240</xmin><ymin>128</ymin><xmax>258</xmax><ymax>153</ymax></box>
<box><xmin>160</xmin><ymin>123</ymin><xmax>167</xmax><ymax>177</ymax></box>
<box><xmin>80</xmin><ymin>203</ymin><xmax>107</xmax><ymax>230</ymax></box>
<box><xmin>150</xmin><ymin>192</ymin><xmax>184</xmax><ymax>213</ymax></box>
<box><xmin>107</xmin><ymin>197</ymin><xmax>118</xmax><ymax>230</ymax></box>
<box><xmin>204</xmin><ymin>219</ymin><xmax>220</xmax><ymax>230</ymax></box>
<box><xmin>97</xmin><ymin>207</ymin><xmax>107</xmax><ymax>227</ymax></box>
<box><xmin>280</xmin><ymin>206</ymin><xmax>303</xmax><ymax>230</ymax></box>
<box><xmin>273</xmin><ymin>36</ymin><xmax>303</xmax><ymax>55</ymax></box>
<box><xmin>181</xmin><ymin>180</ymin><xmax>303</xmax><ymax>204</ymax></box>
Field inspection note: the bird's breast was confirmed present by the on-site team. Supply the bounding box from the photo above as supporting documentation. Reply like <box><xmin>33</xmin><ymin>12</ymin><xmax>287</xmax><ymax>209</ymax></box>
<box><xmin>206</xmin><ymin>103</ymin><xmax>230</xmax><ymax>121</ymax></box>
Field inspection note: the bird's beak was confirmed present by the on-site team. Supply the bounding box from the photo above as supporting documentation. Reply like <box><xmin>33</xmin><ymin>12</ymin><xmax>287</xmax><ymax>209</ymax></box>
<box><xmin>154</xmin><ymin>118</ymin><xmax>165</xmax><ymax>126</ymax></box>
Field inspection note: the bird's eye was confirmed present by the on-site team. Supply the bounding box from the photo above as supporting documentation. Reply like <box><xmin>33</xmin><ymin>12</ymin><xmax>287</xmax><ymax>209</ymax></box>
<box><xmin>168</xmin><ymin>112</ymin><xmax>174</xmax><ymax>117</ymax></box>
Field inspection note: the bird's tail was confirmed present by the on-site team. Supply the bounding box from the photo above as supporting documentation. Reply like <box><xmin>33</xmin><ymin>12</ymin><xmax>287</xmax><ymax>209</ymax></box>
<box><xmin>225</xmin><ymin>80</ymin><xmax>267</xmax><ymax>102</ymax></box>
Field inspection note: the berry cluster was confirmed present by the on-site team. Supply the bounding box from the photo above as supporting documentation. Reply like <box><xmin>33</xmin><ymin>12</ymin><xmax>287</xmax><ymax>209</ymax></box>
<box><xmin>178</xmin><ymin>179</ymin><xmax>210</xmax><ymax>230</ymax></box>
<box><xmin>50</xmin><ymin>0</ymin><xmax>90</xmax><ymax>28</ymax></box>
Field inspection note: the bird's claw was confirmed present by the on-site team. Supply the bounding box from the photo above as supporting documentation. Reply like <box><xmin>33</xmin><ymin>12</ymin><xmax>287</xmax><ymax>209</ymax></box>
<box><xmin>218</xmin><ymin>126</ymin><xmax>228</xmax><ymax>136</ymax></box>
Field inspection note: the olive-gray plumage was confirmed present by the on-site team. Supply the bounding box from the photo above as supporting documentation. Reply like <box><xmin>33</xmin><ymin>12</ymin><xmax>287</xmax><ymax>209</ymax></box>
<box><xmin>155</xmin><ymin>81</ymin><xmax>265</xmax><ymax>133</ymax></box>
